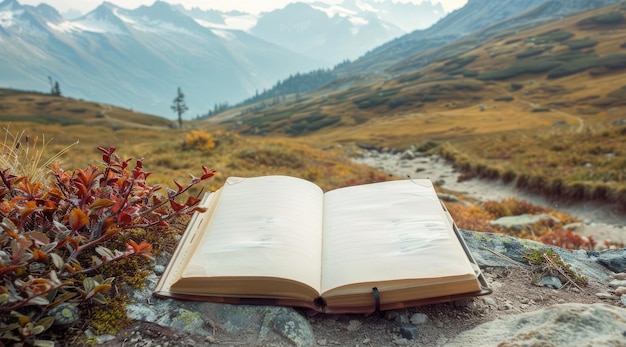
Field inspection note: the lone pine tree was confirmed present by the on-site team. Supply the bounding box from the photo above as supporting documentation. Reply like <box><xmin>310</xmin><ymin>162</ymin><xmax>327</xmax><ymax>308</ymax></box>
<box><xmin>171</xmin><ymin>87</ymin><xmax>189</xmax><ymax>128</ymax></box>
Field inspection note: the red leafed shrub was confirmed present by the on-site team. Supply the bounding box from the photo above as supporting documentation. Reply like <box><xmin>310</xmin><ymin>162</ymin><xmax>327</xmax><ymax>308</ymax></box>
<box><xmin>540</xmin><ymin>229</ymin><xmax>597</xmax><ymax>250</ymax></box>
<box><xmin>0</xmin><ymin>146</ymin><xmax>214</xmax><ymax>345</ymax></box>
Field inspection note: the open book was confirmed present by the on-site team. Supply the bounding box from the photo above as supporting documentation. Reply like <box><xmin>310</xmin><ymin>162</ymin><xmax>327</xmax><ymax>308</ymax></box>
<box><xmin>154</xmin><ymin>176</ymin><xmax>490</xmax><ymax>313</ymax></box>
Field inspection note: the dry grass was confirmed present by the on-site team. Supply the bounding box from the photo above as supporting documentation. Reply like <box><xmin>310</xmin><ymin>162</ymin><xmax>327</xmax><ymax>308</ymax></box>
<box><xmin>0</xmin><ymin>121</ymin><xmax>390</xmax><ymax>195</ymax></box>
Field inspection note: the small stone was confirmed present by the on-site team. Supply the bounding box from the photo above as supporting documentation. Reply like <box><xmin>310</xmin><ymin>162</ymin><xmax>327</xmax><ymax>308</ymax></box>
<box><xmin>84</xmin><ymin>329</ymin><xmax>115</xmax><ymax>344</ymax></box>
<box><xmin>410</xmin><ymin>313</ymin><xmax>428</xmax><ymax>325</ymax></box>
<box><xmin>482</xmin><ymin>297</ymin><xmax>497</xmax><ymax>306</ymax></box>
<box><xmin>595</xmin><ymin>292</ymin><xmax>618</xmax><ymax>300</ymax></box>
<box><xmin>400</xmin><ymin>325</ymin><xmax>419</xmax><ymax>340</ymax></box>
<box><xmin>346</xmin><ymin>320</ymin><xmax>362</xmax><ymax>332</ymax></box>
<box><xmin>609</xmin><ymin>280</ymin><xmax>626</xmax><ymax>288</ymax></box>
<box><xmin>454</xmin><ymin>298</ymin><xmax>473</xmax><ymax>307</ymax></box>
<box><xmin>362</xmin><ymin>338</ymin><xmax>371</xmax><ymax>344</ymax></box>
<box><xmin>317</xmin><ymin>338</ymin><xmax>327</xmax><ymax>346</ymax></box>
<box><xmin>153</xmin><ymin>264</ymin><xmax>165</xmax><ymax>275</ymax></box>
<box><xmin>498</xmin><ymin>302</ymin><xmax>514</xmax><ymax>311</ymax></box>
<box><xmin>539</xmin><ymin>276</ymin><xmax>563</xmax><ymax>289</ymax></box>
<box><xmin>615</xmin><ymin>287</ymin><xmax>626</xmax><ymax>296</ymax></box>
<box><xmin>519</xmin><ymin>297</ymin><xmax>530</xmax><ymax>304</ymax></box>
<box><xmin>385</xmin><ymin>310</ymin><xmax>401</xmax><ymax>321</ymax></box>
<box><xmin>395</xmin><ymin>314</ymin><xmax>410</xmax><ymax>325</ymax></box>
<box><xmin>48</xmin><ymin>303</ymin><xmax>80</xmax><ymax>326</ymax></box>
<box><xmin>205</xmin><ymin>335</ymin><xmax>216</xmax><ymax>344</ymax></box>
<box><xmin>612</xmin><ymin>273</ymin><xmax>626</xmax><ymax>280</ymax></box>
<box><xmin>400</xmin><ymin>150</ymin><xmax>415</xmax><ymax>160</ymax></box>
<box><xmin>393</xmin><ymin>337</ymin><xmax>410</xmax><ymax>345</ymax></box>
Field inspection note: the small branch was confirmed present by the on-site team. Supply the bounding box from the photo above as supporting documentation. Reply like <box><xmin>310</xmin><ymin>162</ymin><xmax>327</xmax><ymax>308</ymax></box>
<box><xmin>541</xmin><ymin>253</ymin><xmax>585</xmax><ymax>293</ymax></box>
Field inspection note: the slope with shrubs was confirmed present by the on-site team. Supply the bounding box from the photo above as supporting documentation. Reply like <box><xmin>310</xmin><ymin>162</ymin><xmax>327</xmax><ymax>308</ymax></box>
<box><xmin>208</xmin><ymin>2</ymin><xmax>626</xmax><ymax>208</ymax></box>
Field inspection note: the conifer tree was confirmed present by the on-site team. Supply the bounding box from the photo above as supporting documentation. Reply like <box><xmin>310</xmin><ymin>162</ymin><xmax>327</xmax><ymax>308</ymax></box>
<box><xmin>48</xmin><ymin>76</ymin><xmax>61</xmax><ymax>96</ymax></box>
<box><xmin>171</xmin><ymin>87</ymin><xmax>188</xmax><ymax>128</ymax></box>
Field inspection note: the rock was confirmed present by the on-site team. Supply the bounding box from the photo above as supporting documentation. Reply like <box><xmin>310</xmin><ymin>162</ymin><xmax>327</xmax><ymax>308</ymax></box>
<box><xmin>609</xmin><ymin>279</ymin><xmax>626</xmax><ymax>288</ymax></box>
<box><xmin>153</xmin><ymin>264</ymin><xmax>165</xmax><ymax>275</ymax></box>
<box><xmin>346</xmin><ymin>320</ymin><xmax>362</xmax><ymax>332</ymax></box>
<box><xmin>393</xmin><ymin>337</ymin><xmax>410</xmax><ymax>345</ymax></box>
<box><xmin>161</xmin><ymin>308</ymin><xmax>205</xmax><ymax>332</ymax></box>
<box><xmin>538</xmin><ymin>276</ymin><xmax>563</xmax><ymax>289</ymax></box>
<box><xmin>47</xmin><ymin>303</ymin><xmax>80</xmax><ymax>326</ymax></box>
<box><xmin>271</xmin><ymin>311</ymin><xmax>315</xmax><ymax>347</ymax></box>
<box><xmin>445</xmin><ymin>303</ymin><xmax>626</xmax><ymax>346</ymax></box>
<box><xmin>410</xmin><ymin>313</ymin><xmax>428</xmax><ymax>325</ymax></box>
<box><xmin>112</xmin><ymin>229</ymin><xmax>626</xmax><ymax>346</ymax></box>
<box><xmin>622</xmin><ymin>295</ymin><xmax>626</xmax><ymax>307</ymax></box>
<box><xmin>400</xmin><ymin>325</ymin><xmax>419</xmax><ymax>340</ymax></box>
<box><xmin>482</xmin><ymin>297</ymin><xmax>497</xmax><ymax>306</ymax></box>
<box><xmin>400</xmin><ymin>150</ymin><xmax>415</xmax><ymax>160</ymax></box>
<box><xmin>615</xmin><ymin>287</ymin><xmax>626</xmax><ymax>296</ymax></box>
<box><xmin>460</xmin><ymin>230</ymin><xmax>612</xmax><ymax>282</ymax></box>
<box><xmin>84</xmin><ymin>329</ymin><xmax>115</xmax><ymax>344</ymax></box>
<box><xmin>385</xmin><ymin>309</ymin><xmax>410</xmax><ymax>324</ymax></box>
<box><xmin>590</xmin><ymin>249</ymin><xmax>626</xmax><ymax>272</ymax></box>
<box><xmin>125</xmin><ymin>273</ymin><xmax>315</xmax><ymax>346</ymax></box>
<box><xmin>595</xmin><ymin>292</ymin><xmax>618</xmax><ymax>300</ymax></box>
<box><xmin>563</xmin><ymin>222</ymin><xmax>583</xmax><ymax>230</ymax></box>
<box><xmin>490</xmin><ymin>214</ymin><xmax>560</xmax><ymax>231</ymax></box>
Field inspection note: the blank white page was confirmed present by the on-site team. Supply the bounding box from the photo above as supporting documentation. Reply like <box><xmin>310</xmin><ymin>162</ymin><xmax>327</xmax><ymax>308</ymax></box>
<box><xmin>182</xmin><ymin>176</ymin><xmax>324</xmax><ymax>292</ymax></box>
<box><xmin>320</xmin><ymin>179</ymin><xmax>475</xmax><ymax>294</ymax></box>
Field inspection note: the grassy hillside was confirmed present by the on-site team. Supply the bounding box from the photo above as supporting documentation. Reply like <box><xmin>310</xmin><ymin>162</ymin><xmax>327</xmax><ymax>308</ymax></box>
<box><xmin>207</xmin><ymin>3</ymin><xmax>626</xmax><ymax>207</ymax></box>
<box><xmin>1</xmin><ymin>5</ymin><xmax>623</xmax><ymax>245</ymax></box>
<box><xmin>0</xmin><ymin>88</ymin><xmax>174</xmax><ymax>129</ymax></box>
<box><xmin>0</xmin><ymin>89</ymin><xmax>389</xmax><ymax>192</ymax></box>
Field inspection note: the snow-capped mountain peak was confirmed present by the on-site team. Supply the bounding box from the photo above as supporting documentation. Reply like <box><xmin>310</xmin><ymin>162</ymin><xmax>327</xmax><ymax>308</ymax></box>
<box><xmin>0</xmin><ymin>0</ymin><xmax>20</xmax><ymax>11</ymax></box>
<box><xmin>71</xmin><ymin>2</ymin><xmax>128</xmax><ymax>34</ymax></box>
<box><xmin>0</xmin><ymin>0</ymin><xmax>447</xmax><ymax>119</ymax></box>
<box><xmin>0</xmin><ymin>0</ymin><xmax>23</xmax><ymax>28</ymax></box>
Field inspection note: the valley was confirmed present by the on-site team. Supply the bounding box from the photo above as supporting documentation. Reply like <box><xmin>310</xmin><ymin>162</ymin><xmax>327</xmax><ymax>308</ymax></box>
<box><xmin>2</xmin><ymin>1</ymin><xmax>626</xmax><ymax>345</ymax></box>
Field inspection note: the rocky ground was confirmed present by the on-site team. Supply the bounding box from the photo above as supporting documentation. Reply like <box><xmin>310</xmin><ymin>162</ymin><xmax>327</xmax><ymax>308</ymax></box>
<box><xmin>82</xmin><ymin>150</ymin><xmax>626</xmax><ymax>347</ymax></box>
<box><xmin>90</xmin><ymin>231</ymin><xmax>626</xmax><ymax>347</ymax></box>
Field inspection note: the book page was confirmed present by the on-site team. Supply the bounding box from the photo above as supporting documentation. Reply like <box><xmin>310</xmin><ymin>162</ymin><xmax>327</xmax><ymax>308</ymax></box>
<box><xmin>320</xmin><ymin>179</ymin><xmax>475</xmax><ymax>295</ymax></box>
<box><xmin>180</xmin><ymin>176</ymin><xmax>324</xmax><ymax>294</ymax></box>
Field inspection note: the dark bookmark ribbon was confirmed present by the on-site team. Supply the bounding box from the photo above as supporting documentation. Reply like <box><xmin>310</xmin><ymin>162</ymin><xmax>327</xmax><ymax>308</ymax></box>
<box><xmin>372</xmin><ymin>287</ymin><xmax>380</xmax><ymax>312</ymax></box>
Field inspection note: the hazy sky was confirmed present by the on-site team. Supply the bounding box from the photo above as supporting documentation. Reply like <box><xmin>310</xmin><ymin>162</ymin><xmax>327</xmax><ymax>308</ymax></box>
<box><xmin>19</xmin><ymin>0</ymin><xmax>468</xmax><ymax>15</ymax></box>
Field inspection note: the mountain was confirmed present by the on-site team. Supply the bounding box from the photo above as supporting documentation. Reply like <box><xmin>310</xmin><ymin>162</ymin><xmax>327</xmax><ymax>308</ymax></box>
<box><xmin>0</xmin><ymin>0</ymin><xmax>447</xmax><ymax>118</ymax></box>
<box><xmin>0</xmin><ymin>0</ymin><xmax>323</xmax><ymax>118</ymax></box>
<box><xmin>209</xmin><ymin>0</ymin><xmax>626</xmax><ymax>145</ymax></box>
<box><xmin>340</xmin><ymin>0</ymin><xmax>623</xmax><ymax>74</ymax></box>
<box><xmin>248</xmin><ymin>1</ymin><xmax>444</xmax><ymax>63</ymax></box>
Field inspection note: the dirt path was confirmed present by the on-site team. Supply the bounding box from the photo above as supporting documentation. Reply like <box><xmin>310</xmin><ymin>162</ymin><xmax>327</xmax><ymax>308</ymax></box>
<box><xmin>353</xmin><ymin>151</ymin><xmax>626</xmax><ymax>244</ymax></box>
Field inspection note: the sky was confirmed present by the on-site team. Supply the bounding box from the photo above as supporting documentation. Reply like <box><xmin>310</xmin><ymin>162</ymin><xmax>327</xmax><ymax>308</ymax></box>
<box><xmin>18</xmin><ymin>0</ymin><xmax>468</xmax><ymax>15</ymax></box>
